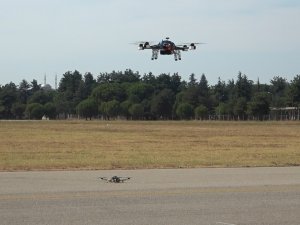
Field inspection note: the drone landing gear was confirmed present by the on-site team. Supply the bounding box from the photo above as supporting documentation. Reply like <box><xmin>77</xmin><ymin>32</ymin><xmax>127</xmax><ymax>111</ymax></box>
<box><xmin>151</xmin><ymin>50</ymin><xmax>159</xmax><ymax>60</ymax></box>
<box><xmin>174</xmin><ymin>50</ymin><xmax>181</xmax><ymax>61</ymax></box>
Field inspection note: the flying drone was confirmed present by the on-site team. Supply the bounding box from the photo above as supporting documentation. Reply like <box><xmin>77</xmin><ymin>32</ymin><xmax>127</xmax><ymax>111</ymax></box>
<box><xmin>136</xmin><ymin>37</ymin><xmax>204</xmax><ymax>61</ymax></box>
<box><xmin>99</xmin><ymin>176</ymin><xmax>131</xmax><ymax>183</ymax></box>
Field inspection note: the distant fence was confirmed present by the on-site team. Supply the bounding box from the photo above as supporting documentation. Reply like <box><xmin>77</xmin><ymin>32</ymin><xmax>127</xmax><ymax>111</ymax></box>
<box><xmin>58</xmin><ymin>107</ymin><xmax>300</xmax><ymax>121</ymax></box>
<box><xmin>208</xmin><ymin>107</ymin><xmax>300</xmax><ymax>121</ymax></box>
<box><xmin>208</xmin><ymin>114</ymin><xmax>299</xmax><ymax>121</ymax></box>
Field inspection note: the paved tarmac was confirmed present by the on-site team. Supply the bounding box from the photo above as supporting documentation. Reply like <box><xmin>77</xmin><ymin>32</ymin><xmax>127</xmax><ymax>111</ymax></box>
<box><xmin>0</xmin><ymin>167</ymin><xmax>299</xmax><ymax>225</ymax></box>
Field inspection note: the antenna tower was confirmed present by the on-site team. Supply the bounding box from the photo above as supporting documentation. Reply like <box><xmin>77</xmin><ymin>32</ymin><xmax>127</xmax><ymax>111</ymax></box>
<box><xmin>55</xmin><ymin>74</ymin><xmax>58</xmax><ymax>90</ymax></box>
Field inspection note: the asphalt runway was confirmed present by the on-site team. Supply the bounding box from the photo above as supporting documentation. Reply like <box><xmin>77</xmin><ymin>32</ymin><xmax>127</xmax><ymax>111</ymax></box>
<box><xmin>0</xmin><ymin>167</ymin><xmax>299</xmax><ymax>225</ymax></box>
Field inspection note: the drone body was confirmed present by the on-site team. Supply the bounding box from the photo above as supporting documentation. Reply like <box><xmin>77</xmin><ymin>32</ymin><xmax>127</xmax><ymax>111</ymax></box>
<box><xmin>137</xmin><ymin>37</ymin><xmax>203</xmax><ymax>61</ymax></box>
<box><xmin>99</xmin><ymin>176</ymin><xmax>131</xmax><ymax>183</ymax></box>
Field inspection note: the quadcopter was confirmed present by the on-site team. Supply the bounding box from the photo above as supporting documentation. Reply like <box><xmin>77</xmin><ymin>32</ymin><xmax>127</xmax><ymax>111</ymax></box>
<box><xmin>99</xmin><ymin>176</ymin><xmax>131</xmax><ymax>183</ymax></box>
<box><xmin>136</xmin><ymin>37</ymin><xmax>203</xmax><ymax>61</ymax></box>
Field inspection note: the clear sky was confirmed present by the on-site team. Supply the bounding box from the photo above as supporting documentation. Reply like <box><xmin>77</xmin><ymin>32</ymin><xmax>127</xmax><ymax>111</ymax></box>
<box><xmin>1</xmin><ymin>0</ymin><xmax>300</xmax><ymax>87</ymax></box>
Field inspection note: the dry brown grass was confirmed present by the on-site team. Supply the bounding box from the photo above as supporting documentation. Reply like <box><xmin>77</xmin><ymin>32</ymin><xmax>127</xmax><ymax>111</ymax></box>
<box><xmin>0</xmin><ymin>120</ymin><xmax>300</xmax><ymax>171</ymax></box>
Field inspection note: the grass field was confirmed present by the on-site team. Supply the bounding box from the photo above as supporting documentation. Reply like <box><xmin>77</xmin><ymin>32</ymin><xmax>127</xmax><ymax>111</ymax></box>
<box><xmin>0</xmin><ymin>120</ymin><xmax>300</xmax><ymax>171</ymax></box>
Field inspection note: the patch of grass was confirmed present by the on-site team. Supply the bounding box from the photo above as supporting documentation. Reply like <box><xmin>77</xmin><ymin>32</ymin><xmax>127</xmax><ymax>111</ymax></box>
<box><xmin>0</xmin><ymin>120</ymin><xmax>300</xmax><ymax>171</ymax></box>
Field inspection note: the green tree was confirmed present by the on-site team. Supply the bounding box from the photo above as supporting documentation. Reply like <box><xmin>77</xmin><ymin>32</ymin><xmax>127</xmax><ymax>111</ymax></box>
<box><xmin>59</xmin><ymin>70</ymin><xmax>83</xmax><ymax>93</ymax></box>
<box><xmin>30</xmin><ymin>79</ymin><xmax>40</xmax><ymax>93</ymax></box>
<box><xmin>233</xmin><ymin>97</ymin><xmax>247</xmax><ymax>119</ymax></box>
<box><xmin>195</xmin><ymin>105</ymin><xmax>208</xmax><ymax>120</ymax></box>
<box><xmin>11</xmin><ymin>102</ymin><xmax>26</xmax><ymax>119</ymax></box>
<box><xmin>181</xmin><ymin>87</ymin><xmax>199</xmax><ymax>107</ymax></box>
<box><xmin>199</xmin><ymin>74</ymin><xmax>209</xmax><ymax>97</ymax></box>
<box><xmin>247</xmin><ymin>92</ymin><xmax>271</xmax><ymax>120</ymax></box>
<box><xmin>91</xmin><ymin>83</ymin><xmax>126</xmax><ymax>103</ymax></box>
<box><xmin>110</xmin><ymin>69</ymin><xmax>140</xmax><ymax>83</ymax></box>
<box><xmin>151</xmin><ymin>89</ymin><xmax>175</xmax><ymax>119</ymax></box>
<box><xmin>212</xmin><ymin>77</ymin><xmax>228</xmax><ymax>113</ymax></box>
<box><xmin>44</xmin><ymin>102</ymin><xmax>57</xmax><ymax>119</ymax></box>
<box><xmin>226</xmin><ymin>79</ymin><xmax>235</xmax><ymax>102</ymax></box>
<box><xmin>156</xmin><ymin>73</ymin><xmax>172</xmax><ymax>90</ymax></box>
<box><xmin>142</xmin><ymin>72</ymin><xmax>156</xmax><ymax>85</ymax></box>
<box><xmin>53</xmin><ymin>92</ymin><xmax>73</xmax><ymax>119</ymax></box>
<box><xmin>106</xmin><ymin>100</ymin><xmax>120</xmax><ymax>119</ymax></box>
<box><xmin>270</xmin><ymin>76</ymin><xmax>289</xmax><ymax>107</ymax></box>
<box><xmin>290</xmin><ymin>75</ymin><xmax>300</xmax><ymax>106</ymax></box>
<box><xmin>120</xmin><ymin>100</ymin><xmax>131</xmax><ymax>119</ymax></box>
<box><xmin>77</xmin><ymin>98</ymin><xmax>98</xmax><ymax>120</ymax></box>
<box><xmin>0</xmin><ymin>102</ymin><xmax>5</xmax><ymax>119</ymax></box>
<box><xmin>127</xmin><ymin>94</ymin><xmax>140</xmax><ymax>104</ymax></box>
<box><xmin>58</xmin><ymin>70</ymin><xmax>84</xmax><ymax>113</ymax></box>
<box><xmin>235</xmin><ymin>72</ymin><xmax>253</xmax><ymax>101</ymax></box>
<box><xmin>141</xmin><ymin>99</ymin><xmax>153</xmax><ymax>120</ymax></box>
<box><xmin>127</xmin><ymin>83</ymin><xmax>154</xmax><ymax>101</ymax></box>
<box><xmin>188</xmin><ymin>73</ymin><xmax>197</xmax><ymax>87</ymax></box>
<box><xmin>170</xmin><ymin>73</ymin><xmax>183</xmax><ymax>93</ymax></box>
<box><xmin>26</xmin><ymin>103</ymin><xmax>44</xmax><ymax>120</ymax></box>
<box><xmin>176</xmin><ymin>103</ymin><xmax>193</xmax><ymax>120</ymax></box>
<box><xmin>97</xmin><ymin>72</ymin><xmax>111</xmax><ymax>84</ymax></box>
<box><xmin>215</xmin><ymin>102</ymin><xmax>232</xmax><ymax>117</ymax></box>
<box><xmin>99</xmin><ymin>102</ymin><xmax>109</xmax><ymax>120</ymax></box>
<box><xmin>0</xmin><ymin>82</ymin><xmax>17</xmax><ymax>119</ymax></box>
<box><xmin>28</xmin><ymin>90</ymin><xmax>54</xmax><ymax>105</ymax></box>
<box><xmin>18</xmin><ymin>79</ymin><xmax>31</xmax><ymax>104</ymax></box>
<box><xmin>198</xmin><ymin>74</ymin><xmax>210</xmax><ymax>108</ymax></box>
<box><xmin>73</xmin><ymin>72</ymin><xmax>96</xmax><ymax>103</ymax></box>
<box><xmin>129</xmin><ymin>104</ymin><xmax>144</xmax><ymax>120</ymax></box>
<box><xmin>83</xmin><ymin>72</ymin><xmax>96</xmax><ymax>98</ymax></box>
<box><xmin>123</xmin><ymin>69</ymin><xmax>140</xmax><ymax>83</ymax></box>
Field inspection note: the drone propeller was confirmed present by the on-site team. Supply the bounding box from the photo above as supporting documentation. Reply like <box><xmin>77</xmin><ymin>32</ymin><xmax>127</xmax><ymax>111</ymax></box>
<box><xmin>130</xmin><ymin>41</ymin><xmax>154</xmax><ymax>45</ymax></box>
<box><xmin>178</xmin><ymin>42</ymin><xmax>206</xmax><ymax>46</ymax></box>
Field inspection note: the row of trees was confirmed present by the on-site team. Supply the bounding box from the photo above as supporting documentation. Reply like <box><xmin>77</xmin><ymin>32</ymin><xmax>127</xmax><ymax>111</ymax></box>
<box><xmin>1</xmin><ymin>69</ymin><xmax>300</xmax><ymax>120</ymax></box>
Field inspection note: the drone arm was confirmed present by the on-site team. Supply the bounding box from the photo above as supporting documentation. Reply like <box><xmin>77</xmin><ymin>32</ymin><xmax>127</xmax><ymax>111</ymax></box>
<box><xmin>119</xmin><ymin>177</ymin><xmax>131</xmax><ymax>182</ymax></box>
<box><xmin>175</xmin><ymin>45</ymin><xmax>188</xmax><ymax>51</ymax></box>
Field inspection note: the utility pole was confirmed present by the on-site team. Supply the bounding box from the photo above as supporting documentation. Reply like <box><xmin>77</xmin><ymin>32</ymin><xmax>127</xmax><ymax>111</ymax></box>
<box><xmin>44</xmin><ymin>73</ymin><xmax>46</xmax><ymax>86</ymax></box>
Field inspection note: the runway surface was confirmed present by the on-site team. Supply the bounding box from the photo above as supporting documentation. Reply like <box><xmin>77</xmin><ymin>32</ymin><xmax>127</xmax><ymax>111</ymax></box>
<box><xmin>0</xmin><ymin>167</ymin><xmax>299</xmax><ymax>225</ymax></box>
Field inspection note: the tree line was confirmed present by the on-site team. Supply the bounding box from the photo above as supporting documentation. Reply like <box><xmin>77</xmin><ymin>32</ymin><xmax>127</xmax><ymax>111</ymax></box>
<box><xmin>1</xmin><ymin>69</ymin><xmax>300</xmax><ymax>120</ymax></box>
